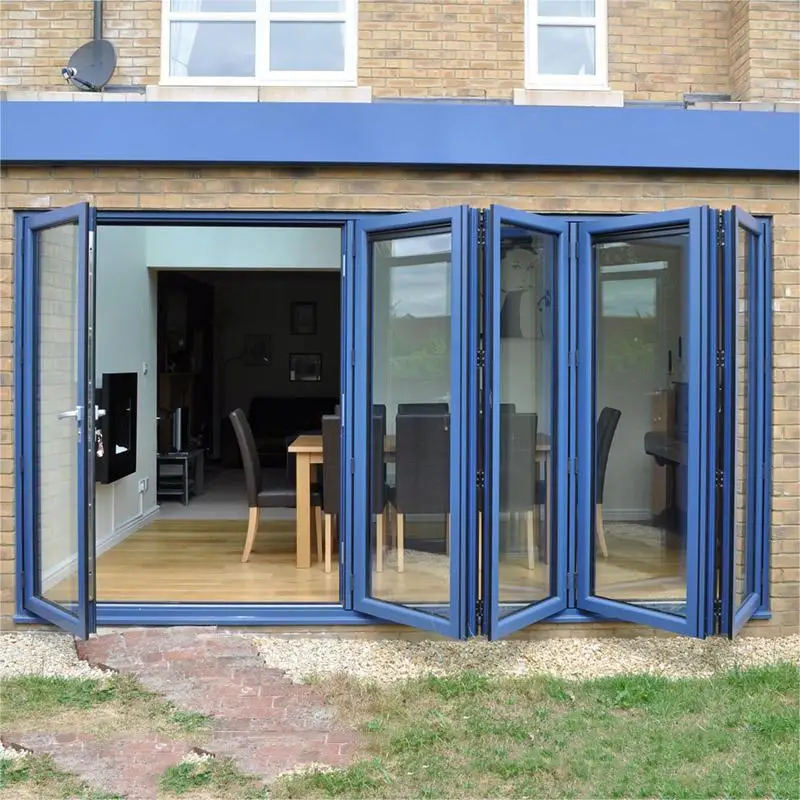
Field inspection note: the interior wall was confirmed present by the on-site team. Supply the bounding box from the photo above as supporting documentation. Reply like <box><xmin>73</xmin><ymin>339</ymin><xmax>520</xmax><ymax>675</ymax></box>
<box><xmin>94</xmin><ymin>226</ymin><xmax>158</xmax><ymax>555</ymax></box>
<box><xmin>212</xmin><ymin>271</ymin><xmax>341</xmax><ymax>420</ymax></box>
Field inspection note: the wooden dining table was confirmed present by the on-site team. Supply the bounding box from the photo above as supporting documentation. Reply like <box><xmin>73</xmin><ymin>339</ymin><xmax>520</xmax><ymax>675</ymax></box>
<box><xmin>287</xmin><ymin>433</ymin><xmax>551</xmax><ymax>569</ymax></box>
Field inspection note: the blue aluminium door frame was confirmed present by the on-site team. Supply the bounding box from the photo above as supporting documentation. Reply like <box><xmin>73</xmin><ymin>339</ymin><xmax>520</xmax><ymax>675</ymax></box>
<box><xmin>352</xmin><ymin>207</ymin><xmax>471</xmax><ymax>638</ymax></box>
<box><xmin>575</xmin><ymin>207</ymin><xmax>713</xmax><ymax>638</ymax></box>
<box><xmin>483</xmin><ymin>206</ymin><xmax>569</xmax><ymax>639</ymax></box>
<box><xmin>21</xmin><ymin>203</ymin><xmax>97</xmax><ymax>639</ymax></box>
<box><xmin>719</xmin><ymin>207</ymin><xmax>767</xmax><ymax>637</ymax></box>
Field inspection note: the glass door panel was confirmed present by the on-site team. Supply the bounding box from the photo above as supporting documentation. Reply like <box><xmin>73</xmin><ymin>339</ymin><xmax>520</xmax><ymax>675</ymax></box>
<box><xmin>22</xmin><ymin>204</ymin><xmax>96</xmax><ymax>638</ymax></box>
<box><xmin>720</xmin><ymin>207</ymin><xmax>765</xmax><ymax>636</ymax></box>
<box><xmin>484</xmin><ymin>207</ymin><xmax>568</xmax><ymax>638</ymax></box>
<box><xmin>577</xmin><ymin>208</ymin><xmax>711</xmax><ymax>637</ymax></box>
<box><xmin>353</xmin><ymin>208</ymin><xmax>469</xmax><ymax>638</ymax></box>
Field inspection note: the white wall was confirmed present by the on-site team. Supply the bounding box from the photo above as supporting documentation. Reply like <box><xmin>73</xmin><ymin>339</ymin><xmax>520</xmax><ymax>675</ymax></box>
<box><xmin>94</xmin><ymin>226</ymin><xmax>159</xmax><ymax>552</ymax></box>
<box><xmin>146</xmin><ymin>226</ymin><xmax>341</xmax><ymax>270</ymax></box>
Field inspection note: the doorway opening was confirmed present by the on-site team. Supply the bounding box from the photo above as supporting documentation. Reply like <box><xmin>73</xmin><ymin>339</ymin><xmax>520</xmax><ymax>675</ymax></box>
<box><xmin>89</xmin><ymin>224</ymin><xmax>344</xmax><ymax>605</ymax></box>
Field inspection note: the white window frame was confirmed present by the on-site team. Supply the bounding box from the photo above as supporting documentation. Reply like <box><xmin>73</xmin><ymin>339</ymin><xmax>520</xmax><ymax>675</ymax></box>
<box><xmin>524</xmin><ymin>0</ymin><xmax>608</xmax><ymax>90</ymax></box>
<box><xmin>160</xmin><ymin>0</ymin><xmax>358</xmax><ymax>87</ymax></box>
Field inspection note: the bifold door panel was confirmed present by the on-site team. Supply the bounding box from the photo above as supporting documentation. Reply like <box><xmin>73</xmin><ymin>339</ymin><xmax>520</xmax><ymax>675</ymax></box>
<box><xmin>20</xmin><ymin>203</ymin><xmax>97</xmax><ymax>638</ymax></box>
<box><xmin>482</xmin><ymin>207</ymin><xmax>569</xmax><ymax>639</ymax></box>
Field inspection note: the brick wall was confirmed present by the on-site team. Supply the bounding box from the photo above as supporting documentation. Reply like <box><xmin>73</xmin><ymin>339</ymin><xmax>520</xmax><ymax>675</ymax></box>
<box><xmin>747</xmin><ymin>0</ymin><xmax>800</xmax><ymax>101</ymax></box>
<box><xmin>2</xmin><ymin>1</ymin><xmax>798</xmax><ymax>102</ymax></box>
<box><xmin>0</xmin><ymin>165</ymin><xmax>797</xmax><ymax>635</ymax></box>
<box><xmin>608</xmin><ymin>0</ymin><xmax>730</xmax><ymax>101</ymax></box>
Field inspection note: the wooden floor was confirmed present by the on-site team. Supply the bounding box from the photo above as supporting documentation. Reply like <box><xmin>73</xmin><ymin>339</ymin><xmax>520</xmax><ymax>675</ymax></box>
<box><xmin>89</xmin><ymin>518</ymin><xmax>685</xmax><ymax>607</ymax></box>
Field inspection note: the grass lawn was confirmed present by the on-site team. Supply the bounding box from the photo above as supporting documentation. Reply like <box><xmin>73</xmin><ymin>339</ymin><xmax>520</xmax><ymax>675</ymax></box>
<box><xmin>273</xmin><ymin>663</ymin><xmax>800</xmax><ymax>799</ymax></box>
<box><xmin>0</xmin><ymin>674</ymin><xmax>209</xmax><ymax>738</ymax></box>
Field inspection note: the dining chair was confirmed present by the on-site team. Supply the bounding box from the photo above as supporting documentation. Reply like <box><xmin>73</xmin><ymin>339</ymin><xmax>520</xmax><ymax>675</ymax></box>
<box><xmin>499</xmin><ymin>411</ymin><xmax>540</xmax><ymax>570</ymax></box>
<box><xmin>230</xmin><ymin>408</ymin><xmax>320</xmax><ymax>563</ymax></box>
<box><xmin>392</xmin><ymin>412</ymin><xmax>450</xmax><ymax>573</ymax></box>
<box><xmin>595</xmin><ymin>406</ymin><xmax>622</xmax><ymax>558</ymax></box>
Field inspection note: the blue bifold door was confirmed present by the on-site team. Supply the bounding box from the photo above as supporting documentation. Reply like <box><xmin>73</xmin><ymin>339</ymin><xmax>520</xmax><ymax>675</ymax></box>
<box><xmin>20</xmin><ymin>203</ymin><xmax>98</xmax><ymax>638</ymax></box>
<box><xmin>481</xmin><ymin>207</ymin><xmax>570</xmax><ymax>638</ymax></box>
<box><xmin>575</xmin><ymin>208</ymin><xmax>716</xmax><ymax>638</ymax></box>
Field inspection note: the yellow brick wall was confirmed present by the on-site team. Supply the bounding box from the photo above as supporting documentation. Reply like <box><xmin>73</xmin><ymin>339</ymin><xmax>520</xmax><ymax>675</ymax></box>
<box><xmin>608</xmin><ymin>0</ymin><xmax>731</xmax><ymax>101</ymax></box>
<box><xmin>747</xmin><ymin>0</ymin><xmax>800</xmax><ymax>100</ymax></box>
<box><xmin>0</xmin><ymin>165</ymin><xmax>797</xmax><ymax>636</ymax></box>
<box><xmin>1</xmin><ymin>1</ymin><xmax>797</xmax><ymax>102</ymax></box>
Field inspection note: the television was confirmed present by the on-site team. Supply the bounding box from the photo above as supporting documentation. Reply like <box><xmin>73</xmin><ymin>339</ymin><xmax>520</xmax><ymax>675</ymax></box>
<box><xmin>95</xmin><ymin>372</ymin><xmax>138</xmax><ymax>484</ymax></box>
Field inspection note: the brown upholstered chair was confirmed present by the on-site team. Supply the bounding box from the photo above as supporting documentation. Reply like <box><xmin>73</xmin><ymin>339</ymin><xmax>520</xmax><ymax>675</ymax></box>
<box><xmin>229</xmin><ymin>408</ymin><xmax>320</xmax><ymax>563</ymax></box>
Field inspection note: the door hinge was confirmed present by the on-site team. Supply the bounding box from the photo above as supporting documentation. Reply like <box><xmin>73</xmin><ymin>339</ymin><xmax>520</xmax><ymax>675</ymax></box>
<box><xmin>351</xmin><ymin>348</ymin><xmax>355</xmax><ymax>367</ymax></box>
<box><xmin>477</xmin><ymin>348</ymin><xmax>485</xmax><ymax>369</ymax></box>
<box><xmin>476</xmin><ymin>469</ymin><xmax>485</xmax><ymax>490</ymax></box>
<box><xmin>477</xmin><ymin>211</ymin><xmax>486</xmax><ymax>247</ymax></box>
<box><xmin>350</xmin><ymin>457</ymin><xmax>355</xmax><ymax>475</ymax></box>
<box><xmin>717</xmin><ymin>213</ymin><xmax>725</xmax><ymax>243</ymax></box>
<box><xmin>476</xmin><ymin>598</ymin><xmax>484</xmax><ymax>622</ymax></box>
<box><xmin>716</xmin><ymin>349</ymin><xmax>725</xmax><ymax>369</ymax></box>
<box><xmin>715</xmin><ymin>468</ymin><xmax>724</xmax><ymax>489</ymax></box>
<box><xmin>570</xmin><ymin>230</ymin><xmax>578</xmax><ymax>265</ymax></box>
<box><xmin>567</xmin><ymin>571</ymin><xmax>576</xmax><ymax>592</ymax></box>
<box><xmin>569</xmin><ymin>457</ymin><xmax>577</xmax><ymax>475</ymax></box>
<box><xmin>713</xmin><ymin>599</ymin><xmax>722</xmax><ymax>618</ymax></box>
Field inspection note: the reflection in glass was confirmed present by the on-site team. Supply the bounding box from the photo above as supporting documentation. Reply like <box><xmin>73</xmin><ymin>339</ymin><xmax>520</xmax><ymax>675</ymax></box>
<box><xmin>497</xmin><ymin>226</ymin><xmax>556</xmax><ymax>616</ymax></box>
<box><xmin>538</xmin><ymin>26</ymin><xmax>596</xmax><ymax>75</ymax></box>
<box><xmin>171</xmin><ymin>0</ymin><xmax>255</xmax><ymax>10</ymax></box>
<box><xmin>271</xmin><ymin>0</ymin><xmax>347</xmax><ymax>11</ymax></box>
<box><xmin>594</xmin><ymin>232</ymin><xmax>689</xmax><ymax>615</ymax></box>
<box><xmin>36</xmin><ymin>223</ymin><xmax>80</xmax><ymax>611</ymax></box>
<box><xmin>538</xmin><ymin>0</ymin><xmax>596</xmax><ymax>16</ymax></box>
<box><xmin>169</xmin><ymin>22</ymin><xmax>255</xmax><ymax>77</ymax></box>
<box><xmin>734</xmin><ymin>226</ymin><xmax>752</xmax><ymax>608</ymax></box>
<box><xmin>369</xmin><ymin>230</ymin><xmax>452</xmax><ymax>618</ymax></box>
<box><xmin>270</xmin><ymin>22</ymin><xmax>345</xmax><ymax>71</ymax></box>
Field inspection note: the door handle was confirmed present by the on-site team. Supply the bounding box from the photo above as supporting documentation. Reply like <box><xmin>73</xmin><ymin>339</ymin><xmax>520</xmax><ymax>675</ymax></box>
<box><xmin>95</xmin><ymin>406</ymin><xmax>106</xmax><ymax>421</ymax></box>
<box><xmin>57</xmin><ymin>407</ymin><xmax>82</xmax><ymax>421</ymax></box>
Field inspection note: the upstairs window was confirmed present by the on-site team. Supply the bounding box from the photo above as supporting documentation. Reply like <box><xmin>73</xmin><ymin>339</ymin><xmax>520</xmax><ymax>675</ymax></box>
<box><xmin>525</xmin><ymin>0</ymin><xmax>608</xmax><ymax>90</ymax></box>
<box><xmin>162</xmin><ymin>0</ymin><xmax>357</xmax><ymax>86</ymax></box>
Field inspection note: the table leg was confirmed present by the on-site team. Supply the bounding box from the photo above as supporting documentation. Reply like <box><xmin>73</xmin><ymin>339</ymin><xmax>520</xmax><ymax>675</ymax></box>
<box><xmin>194</xmin><ymin>450</ymin><xmax>204</xmax><ymax>495</ymax></box>
<box><xmin>296</xmin><ymin>453</ymin><xmax>312</xmax><ymax>569</ymax></box>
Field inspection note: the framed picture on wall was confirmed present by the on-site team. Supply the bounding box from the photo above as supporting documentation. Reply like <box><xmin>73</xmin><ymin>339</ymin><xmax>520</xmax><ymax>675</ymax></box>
<box><xmin>290</xmin><ymin>301</ymin><xmax>317</xmax><ymax>335</ymax></box>
<box><xmin>289</xmin><ymin>353</ymin><xmax>322</xmax><ymax>382</ymax></box>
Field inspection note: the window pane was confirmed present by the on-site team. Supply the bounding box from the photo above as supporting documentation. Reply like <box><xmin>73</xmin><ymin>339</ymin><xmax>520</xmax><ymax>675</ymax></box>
<box><xmin>270</xmin><ymin>21</ymin><xmax>345</xmax><ymax>71</ymax></box>
<box><xmin>497</xmin><ymin>226</ymin><xmax>557</xmax><ymax>616</ymax></box>
<box><xmin>169</xmin><ymin>21</ymin><xmax>255</xmax><ymax>77</ymax></box>
<box><xmin>271</xmin><ymin>1</ymin><xmax>347</xmax><ymax>11</ymax></box>
<box><xmin>538</xmin><ymin>25</ymin><xmax>596</xmax><ymax>76</ymax></box>
<box><xmin>734</xmin><ymin>226</ymin><xmax>753</xmax><ymax>608</ymax></box>
<box><xmin>594</xmin><ymin>233</ymin><xmax>690</xmax><ymax>617</ymax></box>
<box><xmin>36</xmin><ymin>223</ymin><xmax>80</xmax><ymax>611</ymax></box>
<box><xmin>538</xmin><ymin>0</ymin><xmax>595</xmax><ymax>17</ymax></box>
<box><xmin>171</xmin><ymin>0</ymin><xmax>255</xmax><ymax>11</ymax></box>
<box><xmin>369</xmin><ymin>231</ymin><xmax>453</xmax><ymax>620</ymax></box>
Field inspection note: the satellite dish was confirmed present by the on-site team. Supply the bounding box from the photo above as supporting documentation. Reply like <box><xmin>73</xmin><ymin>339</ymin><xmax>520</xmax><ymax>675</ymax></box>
<box><xmin>62</xmin><ymin>39</ymin><xmax>116</xmax><ymax>91</ymax></box>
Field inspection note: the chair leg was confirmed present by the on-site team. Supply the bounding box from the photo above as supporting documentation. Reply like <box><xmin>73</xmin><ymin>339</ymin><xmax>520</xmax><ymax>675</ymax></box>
<box><xmin>314</xmin><ymin>505</ymin><xmax>323</xmax><ymax>563</ymax></box>
<box><xmin>324</xmin><ymin>514</ymin><xmax>333</xmax><ymax>573</ymax></box>
<box><xmin>241</xmin><ymin>506</ymin><xmax>259</xmax><ymax>563</ymax></box>
<box><xmin>526</xmin><ymin>510</ymin><xmax>536</xmax><ymax>571</ymax></box>
<box><xmin>396</xmin><ymin>512</ymin><xmax>405</xmax><ymax>573</ymax></box>
<box><xmin>376</xmin><ymin>510</ymin><xmax>385</xmax><ymax>573</ymax></box>
<box><xmin>595</xmin><ymin>503</ymin><xmax>609</xmax><ymax>558</ymax></box>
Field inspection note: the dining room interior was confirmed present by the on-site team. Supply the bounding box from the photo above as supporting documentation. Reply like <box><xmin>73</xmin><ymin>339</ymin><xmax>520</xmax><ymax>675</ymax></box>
<box><xmin>69</xmin><ymin>216</ymin><xmax>691</xmax><ymax>613</ymax></box>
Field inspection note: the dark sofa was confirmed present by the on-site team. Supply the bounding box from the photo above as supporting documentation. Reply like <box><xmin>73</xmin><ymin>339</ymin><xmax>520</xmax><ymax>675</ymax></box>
<box><xmin>225</xmin><ymin>395</ymin><xmax>338</xmax><ymax>468</ymax></box>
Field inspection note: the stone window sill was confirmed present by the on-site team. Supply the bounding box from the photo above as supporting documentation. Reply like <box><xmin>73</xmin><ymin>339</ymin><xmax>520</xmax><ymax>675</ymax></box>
<box><xmin>146</xmin><ymin>85</ymin><xmax>372</xmax><ymax>103</ymax></box>
<box><xmin>513</xmin><ymin>88</ymin><xmax>624</xmax><ymax>108</ymax></box>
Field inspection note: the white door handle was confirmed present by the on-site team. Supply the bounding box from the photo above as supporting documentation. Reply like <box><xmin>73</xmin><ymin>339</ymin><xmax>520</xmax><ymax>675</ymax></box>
<box><xmin>95</xmin><ymin>406</ymin><xmax>106</xmax><ymax>421</ymax></box>
<box><xmin>57</xmin><ymin>407</ymin><xmax>81</xmax><ymax>421</ymax></box>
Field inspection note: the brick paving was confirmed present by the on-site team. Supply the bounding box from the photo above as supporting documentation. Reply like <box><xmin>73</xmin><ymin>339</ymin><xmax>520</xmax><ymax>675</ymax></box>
<box><xmin>6</xmin><ymin>627</ymin><xmax>359</xmax><ymax>800</ymax></box>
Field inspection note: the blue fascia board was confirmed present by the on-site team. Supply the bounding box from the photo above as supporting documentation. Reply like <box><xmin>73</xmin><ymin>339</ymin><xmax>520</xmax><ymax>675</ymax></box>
<box><xmin>1</xmin><ymin>101</ymin><xmax>797</xmax><ymax>172</ymax></box>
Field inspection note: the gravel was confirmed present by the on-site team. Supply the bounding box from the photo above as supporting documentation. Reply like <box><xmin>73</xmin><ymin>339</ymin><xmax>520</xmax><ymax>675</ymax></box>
<box><xmin>0</xmin><ymin>633</ymin><xmax>108</xmax><ymax>680</ymax></box>
<box><xmin>253</xmin><ymin>633</ymin><xmax>800</xmax><ymax>684</ymax></box>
